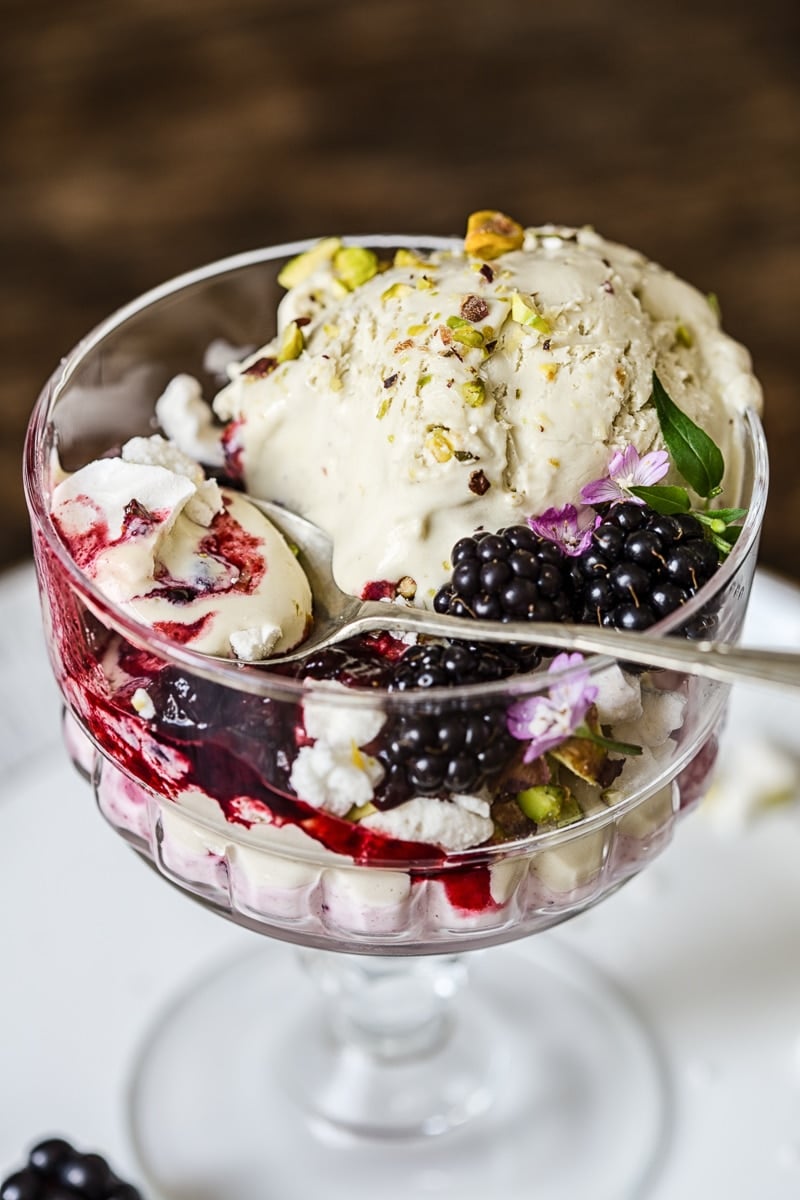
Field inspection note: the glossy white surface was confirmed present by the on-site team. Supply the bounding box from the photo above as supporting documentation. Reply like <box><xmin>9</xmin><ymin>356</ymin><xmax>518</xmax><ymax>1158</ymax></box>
<box><xmin>1</xmin><ymin>565</ymin><xmax>798</xmax><ymax>1197</ymax></box>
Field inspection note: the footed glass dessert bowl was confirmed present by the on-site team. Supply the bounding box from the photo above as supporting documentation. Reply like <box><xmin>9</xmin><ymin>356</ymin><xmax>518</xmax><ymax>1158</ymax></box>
<box><xmin>24</xmin><ymin>232</ymin><xmax>767</xmax><ymax>1200</ymax></box>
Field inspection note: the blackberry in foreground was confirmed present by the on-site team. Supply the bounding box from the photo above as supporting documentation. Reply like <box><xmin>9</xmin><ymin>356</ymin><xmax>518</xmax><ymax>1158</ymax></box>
<box><xmin>389</xmin><ymin>639</ymin><xmax>541</xmax><ymax>690</ymax></box>
<box><xmin>433</xmin><ymin>525</ymin><xmax>576</xmax><ymax>623</ymax></box>
<box><xmin>573</xmin><ymin>502</ymin><xmax>721</xmax><ymax>633</ymax></box>
<box><xmin>1</xmin><ymin>1138</ymin><xmax>142</xmax><ymax>1200</ymax></box>
<box><xmin>373</xmin><ymin>639</ymin><xmax>530</xmax><ymax>809</ymax></box>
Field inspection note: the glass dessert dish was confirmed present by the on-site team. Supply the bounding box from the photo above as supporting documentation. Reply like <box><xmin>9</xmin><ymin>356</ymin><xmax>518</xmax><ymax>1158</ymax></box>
<box><xmin>24</xmin><ymin>235</ymin><xmax>768</xmax><ymax>1200</ymax></box>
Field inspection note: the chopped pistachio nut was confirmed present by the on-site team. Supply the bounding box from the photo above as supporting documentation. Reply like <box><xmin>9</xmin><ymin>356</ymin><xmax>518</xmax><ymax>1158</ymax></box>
<box><xmin>416</xmin><ymin>276</ymin><xmax>436</xmax><ymax>291</ymax></box>
<box><xmin>416</xmin><ymin>374</ymin><xmax>432</xmax><ymax>392</ymax></box>
<box><xmin>510</xmin><ymin>292</ymin><xmax>551</xmax><ymax>335</ymax></box>
<box><xmin>276</xmin><ymin>322</ymin><xmax>305</xmax><ymax>363</ymax></box>
<box><xmin>277</xmin><ymin>237</ymin><xmax>342</xmax><ymax>289</ymax></box>
<box><xmin>452</xmin><ymin>327</ymin><xmax>485</xmax><ymax>350</ymax></box>
<box><xmin>394</xmin><ymin>248</ymin><xmax>429</xmax><ymax>269</ymax></box>
<box><xmin>539</xmin><ymin>362</ymin><xmax>559</xmax><ymax>381</ymax></box>
<box><xmin>425</xmin><ymin>428</ymin><xmax>454</xmax><ymax>462</ymax></box>
<box><xmin>464</xmin><ymin>210</ymin><xmax>525</xmax><ymax>260</ymax></box>
<box><xmin>675</xmin><ymin>322</ymin><xmax>694</xmax><ymax>348</ymax></box>
<box><xmin>346</xmin><ymin>800</ymin><xmax>379</xmax><ymax>822</ymax></box>
<box><xmin>376</xmin><ymin>395</ymin><xmax>392</xmax><ymax>419</ymax></box>
<box><xmin>382</xmin><ymin>281</ymin><xmax>413</xmax><ymax>303</ymax></box>
<box><xmin>460</xmin><ymin>379</ymin><xmax>486</xmax><ymax>408</ymax></box>
<box><xmin>446</xmin><ymin>316</ymin><xmax>471</xmax><ymax>330</ymax></box>
<box><xmin>516</xmin><ymin>785</ymin><xmax>583</xmax><ymax>827</ymax></box>
<box><xmin>322</xmin><ymin>322</ymin><xmax>340</xmax><ymax>338</ymax></box>
<box><xmin>334</xmin><ymin>245</ymin><xmax>379</xmax><ymax>290</ymax></box>
<box><xmin>330</xmin><ymin>375</ymin><xmax>344</xmax><ymax>392</ymax></box>
<box><xmin>407</xmin><ymin>323</ymin><xmax>427</xmax><ymax>336</ymax></box>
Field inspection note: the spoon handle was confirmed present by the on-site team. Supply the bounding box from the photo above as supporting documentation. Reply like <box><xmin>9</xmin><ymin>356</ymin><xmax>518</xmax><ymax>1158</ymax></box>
<box><xmin>350</xmin><ymin>603</ymin><xmax>800</xmax><ymax>691</ymax></box>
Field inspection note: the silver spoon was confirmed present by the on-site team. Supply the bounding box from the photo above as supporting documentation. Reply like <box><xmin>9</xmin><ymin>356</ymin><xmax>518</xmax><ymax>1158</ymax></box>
<box><xmin>251</xmin><ymin>498</ymin><xmax>799</xmax><ymax>692</ymax></box>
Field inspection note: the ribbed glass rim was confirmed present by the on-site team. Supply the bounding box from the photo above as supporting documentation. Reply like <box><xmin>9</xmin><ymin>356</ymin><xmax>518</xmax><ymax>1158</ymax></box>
<box><xmin>23</xmin><ymin>235</ymin><xmax>769</xmax><ymax>711</ymax></box>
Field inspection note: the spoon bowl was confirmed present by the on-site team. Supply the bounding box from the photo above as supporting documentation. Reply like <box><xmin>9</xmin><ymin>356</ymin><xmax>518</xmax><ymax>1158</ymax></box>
<box><xmin>250</xmin><ymin>498</ymin><xmax>800</xmax><ymax>692</ymax></box>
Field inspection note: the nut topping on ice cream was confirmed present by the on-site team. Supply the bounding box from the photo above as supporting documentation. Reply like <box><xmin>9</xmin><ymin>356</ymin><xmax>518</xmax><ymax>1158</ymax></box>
<box><xmin>213</xmin><ymin>215</ymin><xmax>761</xmax><ymax>600</ymax></box>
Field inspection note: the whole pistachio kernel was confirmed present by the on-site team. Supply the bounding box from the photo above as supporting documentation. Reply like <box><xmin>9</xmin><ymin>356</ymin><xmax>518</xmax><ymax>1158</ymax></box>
<box><xmin>510</xmin><ymin>291</ymin><xmax>551</xmax><ymax>335</ymax></box>
<box><xmin>276</xmin><ymin>322</ymin><xmax>305</xmax><ymax>363</ymax></box>
<box><xmin>334</xmin><ymin>245</ymin><xmax>379</xmax><ymax>290</ymax></box>
<box><xmin>277</xmin><ymin>237</ymin><xmax>342</xmax><ymax>289</ymax></box>
<box><xmin>460</xmin><ymin>379</ymin><xmax>486</xmax><ymax>408</ymax></box>
<box><xmin>464</xmin><ymin>210</ymin><xmax>525</xmax><ymax>260</ymax></box>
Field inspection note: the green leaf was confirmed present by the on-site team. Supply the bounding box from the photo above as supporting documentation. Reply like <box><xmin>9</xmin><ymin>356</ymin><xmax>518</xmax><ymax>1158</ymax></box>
<box><xmin>628</xmin><ymin>484</ymin><xmax>691</xmax><ymax>514</ymax></box>
<box><xmin>695</xmin><ymin>506</ymin><xmax>747</xmax><ymax>525</ymax></box>
<box><xmin>574</xmin><ymin>724</ymin><xmax>643</xmax><ymax>757</ymax></box>
<box><xmin>651</xmin><ymin>372</ymin><xmax>725</xmax><ymax>498</ymax></box>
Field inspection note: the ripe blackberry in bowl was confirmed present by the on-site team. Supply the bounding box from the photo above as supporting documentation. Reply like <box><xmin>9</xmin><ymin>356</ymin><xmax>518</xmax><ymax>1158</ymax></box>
<box><xmin>371</xmin><ymin>639</ymin><xmax>527</xmax><ymax>809</ymax></box>
<box><xmin>573</xmin><ymin>502</ymin><xmax>721</xmax><ymax>634</ymax></box>
<box><xmin>433</xmin><ymin>525</ymin><xmax>576</xmax><ymax>624</ymax></box>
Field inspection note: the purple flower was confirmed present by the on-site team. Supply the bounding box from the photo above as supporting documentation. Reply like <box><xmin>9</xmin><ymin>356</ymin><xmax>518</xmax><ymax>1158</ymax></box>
<box><xmin>528</xmin><ymin>503</ymin><xmax>601</xmax><ymax>557</ymax></box>
<box><xmin>581</xmin><ymin>445</ymin><xmax>670</xmax><ymax>506</ymax></box>
<box><xmin>507</xmin><ymin>653</ymin><xmax>599</xmax><ymax>763</ymax></box>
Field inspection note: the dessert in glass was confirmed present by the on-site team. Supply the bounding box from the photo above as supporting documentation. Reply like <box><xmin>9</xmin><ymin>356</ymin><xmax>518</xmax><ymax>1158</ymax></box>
<box><xmin>24</xmin><ymin>215</ymin><xmax>767</xmax><ymax>1199</ymax></box>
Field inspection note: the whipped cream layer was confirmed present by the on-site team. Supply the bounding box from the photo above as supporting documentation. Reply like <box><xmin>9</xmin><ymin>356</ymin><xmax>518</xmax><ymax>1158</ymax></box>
<box><xmin>214</xmin><ymin>226</ymin><xmax>761</xmax><ymax>600</ymax></box>
<box><xmin>51</xmin><ymin>437</ymin><xmax>312</xmax><ymax>659</ymax></box>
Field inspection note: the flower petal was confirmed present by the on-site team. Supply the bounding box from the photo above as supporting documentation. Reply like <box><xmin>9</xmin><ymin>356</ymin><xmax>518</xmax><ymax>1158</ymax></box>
<box><xmin>581</xmin><ymin>477</ymin><xmax>626</xmax><ymax>505</ymax></box>
<box><xmin>610</xmin><ymin>445</ymin><xmax>641</xmax><ymax>481</ymax></box>
<box><xmin>634</xmin><ymin>449</ymin><xmax>670</xmax><ymax>486</ymax></box>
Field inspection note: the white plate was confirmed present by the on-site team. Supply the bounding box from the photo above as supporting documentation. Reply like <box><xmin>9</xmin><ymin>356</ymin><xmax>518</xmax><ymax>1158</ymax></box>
<box><xmin>0</xmin><ymin>567</ymin><xmax>799</xmax><ymax>1197</ymax></box>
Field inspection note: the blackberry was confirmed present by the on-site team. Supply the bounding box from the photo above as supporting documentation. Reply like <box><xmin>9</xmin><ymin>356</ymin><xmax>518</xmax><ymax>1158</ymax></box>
<box><xmin>1</xmin><ymin>1139</ymin><xmax>142</xmax><ymax>1200</ymax></box>
<box><xmin>372</xmin><ymin>639</ymin><xmax>527</xmax><ymax>809</ymax></box>
<box><xmin>574</xmin><ymin>503</ymin><xmax>721</xmax><ymax>632</ymax></box>
<box><xmin>433</xmin><ymin>525</ymin><xmax>576</xmax><ymax>624</ymax></box>
<box><xmin>389</xmin><ymin>639</ymin><xmax>541</xmax><ymax>690</ymax></box>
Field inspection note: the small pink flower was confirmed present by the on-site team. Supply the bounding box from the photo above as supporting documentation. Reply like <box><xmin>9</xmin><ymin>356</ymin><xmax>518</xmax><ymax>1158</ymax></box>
<box><xmin>507</xmin><ymin>653</ymin><xmax>598</xmax><ymax>763</ymax></box>
<box><xmin>581</xmin><ymin>445</ymin><xmax>670</xmax><ymax>506</ymax></box>
<box><xmin>528</xmin><ymin>503</ymin><xmax>601</xmax><ymax>557</ymax></box>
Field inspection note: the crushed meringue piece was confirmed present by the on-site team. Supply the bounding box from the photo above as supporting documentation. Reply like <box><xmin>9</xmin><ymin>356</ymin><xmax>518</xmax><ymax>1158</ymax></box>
<box><xmin>290</xmin><ymin>740</ymin><xmax>384</xmax><ymax>817</ymax></box>
<box><xmin>302</xmin><ymin>680</ymin><xmax>386</xmax><ymax>747</ymax></box>
<box><xmin>229</xmin><ymin>624</ymin><xmax>283</xmax><ymax>662</ymax></box>
<box><xmin>155</xmin><ymin>374</ymin><xmax>225</xmax><ymax>467</ymax></box>
<box><xmin>360</xmin><ymin>794</ymin><xmax>493</xmax><ymax>851</ymax></box>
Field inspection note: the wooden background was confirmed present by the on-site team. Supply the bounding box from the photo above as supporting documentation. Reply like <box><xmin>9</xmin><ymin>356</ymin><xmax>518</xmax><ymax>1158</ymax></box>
<box><xmin>3</xmin><ymin>0</ymin><xmax>798</xmax><ymax>577</ymax></box>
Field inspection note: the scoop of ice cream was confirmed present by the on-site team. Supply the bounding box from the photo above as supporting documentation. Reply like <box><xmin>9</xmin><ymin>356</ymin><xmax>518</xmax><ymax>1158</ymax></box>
<box><xmin>213</xmin><ymin>221</ymin><xmax>761</xmax><ymax>601</ymax></box>
<box><xmin>51</xmin><ymin>436</ymin><xmax>312</xmax><ymax>659</ymax></box>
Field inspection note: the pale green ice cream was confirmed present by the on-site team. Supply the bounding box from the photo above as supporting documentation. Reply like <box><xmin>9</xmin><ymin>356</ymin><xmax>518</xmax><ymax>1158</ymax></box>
<box><xmin>212</xmin><ymin>222</ymin><xmax>762</xmax><ymax>601</ymax></box>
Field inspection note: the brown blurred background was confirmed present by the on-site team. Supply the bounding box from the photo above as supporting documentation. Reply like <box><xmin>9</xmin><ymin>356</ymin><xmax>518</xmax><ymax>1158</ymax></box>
<box><xmin>2</xmin><ymin>0</ymin><xmax>798</xmax><ymax>576</ymax></box>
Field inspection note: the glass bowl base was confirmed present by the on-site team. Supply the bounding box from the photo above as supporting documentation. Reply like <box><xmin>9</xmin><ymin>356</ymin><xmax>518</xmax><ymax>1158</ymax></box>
<box><xmin>128</xmin><ymin>937</ymin><xmax>669</xmax><ymax>1200</ymax></box>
